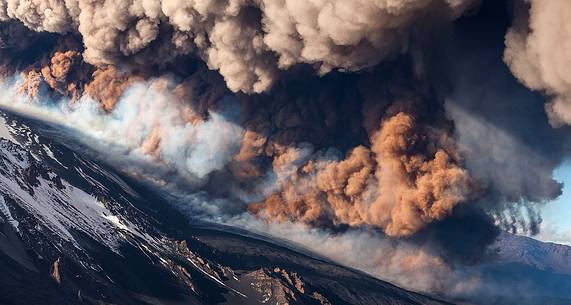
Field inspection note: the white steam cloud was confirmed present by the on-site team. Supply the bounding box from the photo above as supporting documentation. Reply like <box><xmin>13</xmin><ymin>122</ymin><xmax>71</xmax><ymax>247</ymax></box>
<box><xmin>0</xmin><ymin>75</ymin><xmax>244</xmax><ymax>186</ymax></box>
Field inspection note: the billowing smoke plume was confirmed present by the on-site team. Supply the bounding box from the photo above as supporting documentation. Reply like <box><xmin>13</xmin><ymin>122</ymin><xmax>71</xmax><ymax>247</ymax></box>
<box><xmin>0</xmin><ymin>0</ymin><xmax>480</xmax><ymax>93</ymax></box>
<box><xmin>0</xmin><ymin>0</ymin><xmax>569</xmax><ymax>302</ymax></box>
<box><xmin>427</xmin><ymin>2</ymin><xmax>571</xmax><ymax>236</ymax></box>
<box><xmin>251</xmin><ymin>111</ymin><xmax>474</xmax><ymax>237</ymax></box>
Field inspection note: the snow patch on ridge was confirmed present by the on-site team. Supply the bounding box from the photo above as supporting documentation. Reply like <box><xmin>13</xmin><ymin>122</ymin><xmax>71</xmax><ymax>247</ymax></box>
<box><xmin>0</xmin><ymin>132</ymin><xmax>151</xmax><ymax>253</ymax></box>
<box><xmin>0</xmin><ymin>114</ymin><xmax>15</xmax><ymax>143</ymax></box>
<box><xmin>0</xmin><ymin>195</ymin><xmax>19</xmax><ymax>232</ymax></box>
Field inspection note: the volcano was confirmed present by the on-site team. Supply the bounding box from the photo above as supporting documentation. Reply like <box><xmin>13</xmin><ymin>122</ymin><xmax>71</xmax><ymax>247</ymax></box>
<box><xmin>0</xmin><ymin>109</ymin><xmax>454</xmax><ymax>304</ymax></box>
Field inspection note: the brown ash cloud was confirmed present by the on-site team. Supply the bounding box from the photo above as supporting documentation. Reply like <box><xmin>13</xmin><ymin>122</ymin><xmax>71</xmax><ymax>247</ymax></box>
<box><xmin>0</xmin><ymin>0</ymin><xmax>569</xmax><ymax>298</ymax></box>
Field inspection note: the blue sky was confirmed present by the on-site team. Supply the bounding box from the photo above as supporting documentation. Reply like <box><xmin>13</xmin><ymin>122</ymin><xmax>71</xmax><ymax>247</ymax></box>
<box><xmin>535</xmin><ymin>160</ymin><xmax>571</xmax><ymax>245</ymax></box>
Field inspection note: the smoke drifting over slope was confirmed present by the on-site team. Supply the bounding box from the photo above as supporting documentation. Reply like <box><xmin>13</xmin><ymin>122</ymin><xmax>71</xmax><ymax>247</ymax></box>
<box><xmin>0</xmin><ymin>0</ymin><xmax>569</xmax><ymax>299</ymax></box>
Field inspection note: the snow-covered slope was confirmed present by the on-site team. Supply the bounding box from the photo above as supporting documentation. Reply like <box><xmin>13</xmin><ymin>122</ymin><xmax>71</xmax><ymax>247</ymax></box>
<box><xmin>0</xmin><ymin>138</ymin><xmax>138</xmax><ymax>251</ymax></box>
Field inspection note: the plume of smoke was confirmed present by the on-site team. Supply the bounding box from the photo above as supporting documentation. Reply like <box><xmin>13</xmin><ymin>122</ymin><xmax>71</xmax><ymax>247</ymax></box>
<box><xmin>251</xmin><ymin>110</ymin><xmax>475</xmax><ymax>237</ymax></box>
<box><xmin>446</xmin><ymin>103</ymin><xmax>559</xmax><ymax>234</ymax></box>
<box><xmin>0</xmin><ymin>1</ymin><xmax>569</xmax><ymax>302</ymax></box>
<box><xmin>0</xmin><ymin>0</ymin><xmax>480</xmax><ymax>93</ymax></box>
<box><xmin>424</xmin><ymin>4</ymin><xmax>569</xmax><ymax>235</ymax></box>
<box><xmin>504</xmin><ymin>0</ymin><xmax>571</xmax><ymax>126</ymax></box>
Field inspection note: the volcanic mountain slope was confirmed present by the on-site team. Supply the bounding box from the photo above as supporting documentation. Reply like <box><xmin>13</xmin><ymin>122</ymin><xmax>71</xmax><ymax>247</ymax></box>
<box><xmin>0</xmin><ymin>108</ymin><xmax>451</xmax><ymax>305</ymax></box>
<box><xmin>494</xmin><ymin>232</ymin><xmax>571</xmax><ymax>274</ymax></box>
<box><xmin>433</xmin><ymin>227</ymin><xmax>571</xmax><ymax>305</ymax></box>
<box><xmin>474</xmin><ymin>232</ymin><xmax>571</xmax><ymax>305</ymax></box>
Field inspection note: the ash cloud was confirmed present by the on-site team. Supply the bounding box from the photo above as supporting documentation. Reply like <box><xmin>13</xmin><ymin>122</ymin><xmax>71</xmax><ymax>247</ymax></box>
<box><xmin>0</xmin><ymin>0</ymin><xmax>480</xmax><ymax>93</ymax></box>
<box><xmin>504</xmin><ymin>0</ymin><xmax>571</xmax><ymax>126</ymax></box>
<box><xmin>424</xmin><ymin>1</ymin><xmax>571</xmax><ymax>235</ymax></box>
<box><xmin>251</xmin><ymin>110</ymin><xmax>475</xmax><ymax>238</ymax></box>
<box><xmin>0</xmin><ymin>0</ymin><xmax>569</xmax><ymax>302</ymax></box>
